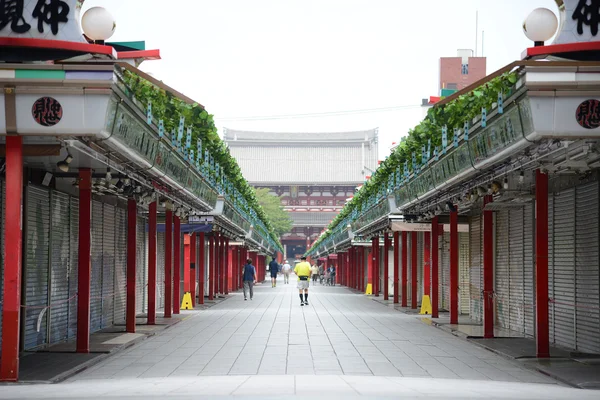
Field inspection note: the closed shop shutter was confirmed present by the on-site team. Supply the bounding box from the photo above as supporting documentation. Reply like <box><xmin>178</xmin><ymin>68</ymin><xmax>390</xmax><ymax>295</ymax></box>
<box><xmin>548</xmin><ymin>194</ymin><xmax>555</xmax><ymax>345</ymax></box>
<box><xmin>102</xmin><ymin>205</ymin><xmax>116</xmax><ymax>328</ymax></box>
<box><xmin>49</xmin><ymin>191</ymin><xmax>71</xmax><ymax>344</ymax></box>
<box><xmin>437</xmin><ymin>231</ymin><xmax>443</xmax><ymax>310</ymax></box>
<box><xmin>68</xmin><ymin>198</ymin><xmax>79</xmax><ymax>340</ymax></box>
<box><xmin>509</xmin><ymin>207</ymin><xmax>525</xmax><ymax>334</ymax></box>
<box><xmin>90</xmin><ymin>201</ymin><xmax>104</xmax><ymax>333</ymax></box>
<box><xmin>24</xmin><ymin>186</ymin><xmax>50</xmax><ymax>350</ymax></box>
<box><xmin>0</xmin><ymin>180</ymin><xmax>4</xmax><ymax>349</ymax></box>
<box><xmin>551</xmin><ymin>188</ymin><xmax>576</xmax><ymax>349</ymax></box>
<box><xmin>575</xmin><ymin>182</ymin><xmax>600</xmax><ymax>354</ymax></box>
<box><xmin>470</xmin><ymin>215</ymin><xmax>483</xmax><ymax>322</ymax></box>
<box><xmin>459</xmin><ymin>232</ymin><xmax>470</xmax><ymax>315</ymax></box>
<box><xmin>441</xmin><ymin>232</ymin><xmax>450</xmax><ymax>311</ymax></box>
<box><xmin>136</xmin><ymin>216</ymin><xmax>147</xmax><ymax>314</ymax></box>
<box><xmin>495</xmin><ymin>210</ymin><xmax>510</xmax><ymax>330</ymax></box>
<box><xmin>113</xmin><ymin>207</ymin><xmax>127</xmax><ymax>324</ymax></box>
<box><xmin>523</xmin><ymin>203</ymin><xmax>535</xmax><ymax>337</ymax></box>
<box><xmin>157</xmin><ymin>231</ymin><xmax>165</xmax><ymax>310</ymax></box>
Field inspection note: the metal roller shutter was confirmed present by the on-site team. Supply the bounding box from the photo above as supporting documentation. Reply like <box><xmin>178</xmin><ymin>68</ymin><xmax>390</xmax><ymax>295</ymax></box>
<box><xmin>90</xmin><ymin>201</ymin><xmax>104</xmax><ymax>333</ymax></box>
<box><xmin>551</xmin><ymin>188</ymin><xmax>576</xmax><ymax>349</ymax></box>
<box><xmin>157</xmin><ymin>231</ymin><xmax>165</xmax><ymax>310</ymax></box>
<box><xmin>437</xmin><ymin>231</ymin><xmax>443</xmax><ymax>310</ymax></box>
<box><xmin>49</xmin><ymin>191</ymin><xmax>71</xmax><ymax>344</ymax></box>
<box><xmin>441</xmin><ymin>232</ymin><xmax>450</xmax><ymax>311</ymax></box>
<box><xmin>102</xmin><ymin>205</ymin><xmax>116</xmax><ymax>328</ymax></box>
<box><xmin>68</xmin><ymin>198</ymin><xmax>79</xmax><ymax>340</ymax></box>
<box><xmin>470</xmin><ymin>215</ymin><xmax>483</xmax><ymax>322</ymax></box>
<box><xmin>523</xmin><ymin>203</ymin><xmax>535</xmax><ymax>337</ymax></box>
<box><xmin>459</xmin><ymin>232</ymin><xmax>470</xmax><ymax>315</ymax></box>
<box><xmin>24</xmin><ymin>186</ymin><xmax>50</xmax><ymax>350</ymax></box>
<box><xmin>495</xmin><ymin>210</ymin><xmax>510</xmax><ymax>330</ymax></box>
<box><xmin>0</xmin><ymin>180</ymin><xmax>4</xmax><ymax>349</ymax></box>
<box><xmin>548</xmin><ymin>194</ymin><xmax>555</xmax><ymax>345</ymax></box>
<box><xmin>136</xmin><ymin>216</ymin><xmax>147</xmax><ymax>314</ymax></box>
<box><xmin>509</xmin><ymin>207</ymin><xmax>525</xmax><ymax>334</ymax></box>
<box><xmin>575</xmin><ymin>182</ymin><xmax>600</xmax><ymax>354</ymax></box>
<box><xmin>113</xmin><ymin>207</ymin><xmax>127</xmax><ymax>324</ymax></box>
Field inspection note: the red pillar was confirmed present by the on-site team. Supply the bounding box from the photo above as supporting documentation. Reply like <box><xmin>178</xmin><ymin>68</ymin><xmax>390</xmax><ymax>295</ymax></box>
<box><xmin>173</xmin><ymin>216</ymin><xmax>181</xmax><ymax>314</ymax></box>
<box><xmin>383</xmin><ymin>234</ymin><xmax>390</xmax><ymax>300</ymax></box>
<box><xmin>190</xmin><ymin>233</ymin><xmax>196</xmax><ymax>307</ymax></box>
<box><xmin>126</xmin><ymin>199</ymin><xmax>137</xmax><ymax>333</ymax></box>
<box><xmin>536</xmin><ymin>170</ymin><xmax>550</xmax><ymax>358</ymax></box>
<box><xmin>359</xmin><ymin>247</ymin><xmax>364</xmax><ymax>291</ymax></box>
<box><xmin>76</xmin><ymin>168</ymin><xmax>91</xmax><ymax>353</ymax></box>
<box><xmin>164</xmin><ymin>210</ymin><xmax>173</xmax><ymax>318</ymax></box>
<box><xmin>208</xmin><ymin>234</ymin><xmax>215</xmax><ymax>300</ymax></box>
<box><xmin>431</xmin><ymin>217</ymin><xmax>440</xmax><ymax>318</ymax></box>
<box><xmin>393</xmin><ymin>231</ymin><xmax>399</xmax><ymax>304</ymax></box>
<box><xmin>411</xmin><ymin>231</ymin><xmax>418</xmax><ymax>309</ymax></box>
<box><xmin>401</xmin><ymin>232</ymin><xmax>408</xmax><ymax>307</ymax></box>
<box><xmin>348</xmin><ymin>248</ymin><xmax>353</xmax><ymax>289</ymax></box>
<box><xmin>1</xmin><ymin>136</ymin><xmax>23</xmax><ymax>381</ymax></box>
<box><xmin>148</xmin><ymin>201</ymin><xmax>157</xmax><ymax>325</ymax></box>
<box><xmin>215</xmin><ymin>232</ymin><xmax>221</xmax><ymax>294</ymax></box>
<box><xmin>183</xmin><ymin>234</ymin><xmax>190</xmax><ymax>297</ymax></box>
<box><xmin>450</xmin><ymin>208</ymin><xmax>459</xmax><ymax>324</ymax></box>
<box><xmin>198</xmin><ymin>232</ymin><xmax>205</xmax><ymax>304</ymax></box>
<box><xmin>483</xmin><ymin>195</ymin><xmax>494</xmax><ymax>338</ymax></box>
<box><xmin>372</xmin><ymin>236</ymin><xmax>379</xmax><ymax>296</ymax></box>
<box><xmin>424</xmin><ymin>232</ymin><xmax>431</xmax><ymax>296</ymax></box>
<box><xmin>224</xmin><ymin>238</ymin><xmax>230</xmax><ymax>295</ymax></box>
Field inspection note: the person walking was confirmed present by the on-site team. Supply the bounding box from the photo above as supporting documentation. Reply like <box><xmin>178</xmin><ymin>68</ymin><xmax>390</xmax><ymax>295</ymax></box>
<box><xmin>242</xmin><ymin>258</ymin><xmax>257</xmax><ymax>301</ymax></box>
<box><xmin>269</xmin><ymin>257</ymin><xmax>280</xmax><ymax>288</ymax></box>
<box><xmin>318</xmin><ymin>263</ymin><xmax>324</xmax><ymax>285</ymax></box>
<box><xmin>311</xmin><ymin>263</ymin><xmax>319</xmax><ymax>284</ymax></box>
<box><xmin>282</xmin><ymin>260</ymin><xmax>292</xmax><ymax>284</ymax></box>
<box><xmin>294</xmin><ymin>256</ymin><xmax>311</xmax><ymax>306</ymax></box>
<box><xmin>329</xmin><ymin>265</ymin><xmax>337</xmax><ymax>286</ymax></box>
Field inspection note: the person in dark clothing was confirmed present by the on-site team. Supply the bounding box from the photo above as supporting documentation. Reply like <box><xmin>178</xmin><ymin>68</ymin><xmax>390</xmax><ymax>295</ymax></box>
<box><xmin>269</xmin><ymin>257</ymin><xmax>280</xmax><ymax>288</ymax></box>
<box><xmin>242</xmin><ymin>259</ymin><xmax>256</xmax><ymax>300</ymax></box>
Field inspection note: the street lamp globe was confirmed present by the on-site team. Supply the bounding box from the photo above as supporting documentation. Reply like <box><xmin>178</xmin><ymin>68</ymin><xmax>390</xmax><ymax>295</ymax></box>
<box><xmin>82</xmin><ymin>7</ymin><xmax>116</xmax><ymax>42</ymax></box>
<box><xmin>523</xmin><ymin>8</ymin><xmax>558</xmax><ymax>46</ymax></box>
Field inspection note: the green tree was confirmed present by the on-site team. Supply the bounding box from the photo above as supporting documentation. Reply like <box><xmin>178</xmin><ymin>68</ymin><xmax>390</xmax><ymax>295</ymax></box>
<box><xmin>253</xmin><ymin>188</ymin><xmax>293</xmax><ymax>237</ymax></box>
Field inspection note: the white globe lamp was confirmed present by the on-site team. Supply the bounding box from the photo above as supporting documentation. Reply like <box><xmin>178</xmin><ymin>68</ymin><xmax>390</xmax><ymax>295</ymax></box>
<box><xmin>523</xmin><ymin>8</ymin><xmax>558</xmax><ymax>47</ymax></box>
<box><xmin>82</xmin><ymin>7</ymin><xmax>116</xmax><ymax>43</ymax></box>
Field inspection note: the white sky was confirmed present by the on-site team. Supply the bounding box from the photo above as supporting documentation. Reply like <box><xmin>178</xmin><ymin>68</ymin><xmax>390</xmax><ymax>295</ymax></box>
<box><xmin>83</xmin><ymin>0</ymin><xmax>558</xmax><ymax>157</ymax></box>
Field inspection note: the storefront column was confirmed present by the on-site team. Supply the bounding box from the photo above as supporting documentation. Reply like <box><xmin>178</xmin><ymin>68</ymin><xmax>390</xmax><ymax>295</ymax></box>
<box><xmin>431</xmin><ymin>217</ymin><xmax>439</xmax><ymax>318</ymax></box>
<box><xmin>450</xmin><ymin>208</ymin><xmax>459</xmax><ymax>324</ymax></box>
<box><xmin>424</xmin><ymin>232</ymin><xmax>431</xmax><ymax>297</ymax></box>
<box><xmin>76</xmin><ymin>168</ymin><xmax>91</xmax><ymax>353</ymax></box>
<box><xmin>383</xmin><ymin>234</ymin><xmax>390</xmax><ymax>300</ymax></box>
<box><xmin>536</xmin><ymin>170</ymin><xmax>550</xmax><ymax>358</ymax></box>
<box><xmin>393</xmin><ymin>231</ymin><xmax>400</xmax><ymax>304</ymax></box>
<box><xmin>173</xmin><ymin>216</ymin><xmax>181</xmax><ymax>314</ymax></box>
<box><xmin>401</xmin><ymin>232</ymin><xmax>408</xmax><ymax>307</ymax></box>
<box><xmin>190</xmin><ymin>233</ymin><xmax>196</xmax><ymax>307</ymax></box>
<box><xmin>126</xmin><ymin>199</ymin><xmax>137</xmax><ymax>333</ymax></box>
<box><xmin>372</xmin><ymin>236</ymin><xmax>379</xmax><ymax>296</ymax></box>
<box><xmin>208</xmin><ymin>234</ymin><xmax>215</xmax><ymax>301</ymax></box>
<box><xmin>164</xmin><ymin>209</ymin><xmax>173</xmax><ymax>318</ymax></box>
<box><xmin>1</xmin><ymin>136</ymin><xmax>23</xmax><ymax>381</ymax></box>
<box><xmin>411</xmin><ymin>232</ymin><xmax>418</xmax><ymax>309</ymax></box>
<box><xmin>215</xmin><ymin>232</ymin><xmax>221</xmax><ymax>294</ymax></box>
<box><xmin>224</xmin><ymin>237</ymin><xmax>230</xmax><ymax>295</ymax></box>
<box><xmin>198</xmin><ymin>232</ymin><xmax>205</xmax><ymax>305</ymax></box>
<box><xmin>483</xmin><ymin>195</ymin><xmax>494</xmax><ymax>338</ymax></box>
<box><xmin>147</xmin><ymin>201</ymin><xmax>157</xmax><ymax>325</ymax></box>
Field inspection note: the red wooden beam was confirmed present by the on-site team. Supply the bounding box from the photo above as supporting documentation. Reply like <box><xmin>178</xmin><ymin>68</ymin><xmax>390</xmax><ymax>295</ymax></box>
<box><xmin>393</xmin><ymin>232</ymin><xmax>399</xmax><ymax>304</ymax></box>
<box><xmin>373</xmin><ymin>236</ymin><xmax>379</xmax><ymax>296</ymax></box>
<box><xmin>0</xmin><ymin>136</ymin><xmax>23</xmax><ymax>381</ymax></box>
<box><xmin>76</xmin><ymin>168</ymin><xmax>92</xmax><ymax>353</ymax></box>
<box><xmin>126</xmin><ymin>199</ymin><xmax>137</xmax><ymax>333</ymax></box>
<box><xmin>198</xmin><ymin>232</ymin><xmax>205</xmax><ymax>304</ymax></box>
<box><xmin>190</xmin><ymin>233</ymin><xmax>196</xmax><ymax>307</ymax></box>
<box><xmin>431</xmin><ymin>218</ymin><xmax>439</xmax><ymax>318</ymax></box>
<box><xmin>148</xmin><ymin>201</ymin><xmax>157</xmax><ymax>324</ymax></box>
<box><xmin>164</xmin><ymin>210</ymin><xmax>173</xmax><ymax>318</ymax></box>
<box><xmin>424</xmin><ymin>232</ymin><xmax>431</xmax><ymax>296</ymax></box>
<box><xmin>411</xmin><ymin>232</ymin><xmax>418</xmax><ymax>309</ymax></box>
<box><xmin>383</xmin><ymin>234</ymin><xmax>390</xmax><ymax>300</ymax></box>
<box><xmin>401</xmin><ymin>232</ymin><xmax>408</xmax><ymax>307</ymax></box>
<box><xmin>173</xmin><ymin>216</ymin><xmax>181</xmax><ymax>314</ymax></box>
<box><xmin>536</xmin><ymin>170</ymin><xmax>550</xmax><ymax>358</ymax></box>
<box><xmin>224</xmin><ymin>238</ymin><xmax>230</xmax><ymax>295</ymax></box>
<box><xmin>208</xmin><ymin>235</ymin><xmax>215</xmax><ymax>300</ymax></box>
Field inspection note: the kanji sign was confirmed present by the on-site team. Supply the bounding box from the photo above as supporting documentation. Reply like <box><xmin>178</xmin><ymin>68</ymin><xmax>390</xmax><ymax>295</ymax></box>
<box><xmin>576</xmin><ymin>99</ymin><xmax>600</xmax><ymax>129</ymax></box>
<box><xmin>32</xmin><ymin>97</ymin><xmax>63</xmax><ymax>127</ymax></box>
<box><xmin>0</xmin><ymin>0</ymin><xmax>86</xmax><ymax>42</ymax></box>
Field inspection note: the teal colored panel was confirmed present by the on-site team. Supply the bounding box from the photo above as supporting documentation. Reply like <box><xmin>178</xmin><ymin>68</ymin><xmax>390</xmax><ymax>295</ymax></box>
<box><xmin>107</xmin><ymin>41</ymin><xmax>146</xmax><ymax>51</ymax></box>
<box><xmin>15</xmin><ymin>70</ymin><xmax>66</xmax><ymax>79</ymax></box>
<box><xmin>440</xmin><ymin>88</ymin><xmax>458</xmax><ymax>97</ymax></box>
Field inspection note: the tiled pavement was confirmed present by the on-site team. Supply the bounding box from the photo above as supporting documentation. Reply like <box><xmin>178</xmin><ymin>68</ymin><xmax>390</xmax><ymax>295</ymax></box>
<box><xmin>68</xmin><ymin>281</ymin><xmax>559</xmax><ymax>383</ymax></box>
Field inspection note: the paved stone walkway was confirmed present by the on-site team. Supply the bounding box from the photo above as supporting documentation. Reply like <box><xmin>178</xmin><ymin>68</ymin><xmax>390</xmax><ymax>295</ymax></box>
<box><xmin>68</xmin><ymin>280</ymin><xmax>558</xmax><ymax>383</ymax></box>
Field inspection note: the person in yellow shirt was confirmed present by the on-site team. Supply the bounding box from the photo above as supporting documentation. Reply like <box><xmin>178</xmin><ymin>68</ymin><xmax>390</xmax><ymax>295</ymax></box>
<box><xmin>294</xmin><ymin>256</ymin><xmax>312</xmax><ymax>306</ymax></box>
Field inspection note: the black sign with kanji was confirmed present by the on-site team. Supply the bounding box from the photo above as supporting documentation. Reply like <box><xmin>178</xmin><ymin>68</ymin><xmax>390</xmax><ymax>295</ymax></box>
<box><xmin>573</xmin><ymin>0</ymin><xmax>600</xmax><ymax>36</ymax></box>
<box><xmin>0</xmin><ymin>0</ymin><xmax>70</xmax><ymax>35</ymax></box>
<box><xmin>576</xmin><ymin>99</ymin><xmax>600</xmax><ymax>129</ymax></box>
<box><xmin>32</xmin><ymin>97</ymin><xmax>63</xmax><ymax>127</ymax></box>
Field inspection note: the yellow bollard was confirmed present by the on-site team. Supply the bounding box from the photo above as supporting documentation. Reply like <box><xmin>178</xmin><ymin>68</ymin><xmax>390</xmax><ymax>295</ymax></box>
<box><xmin>420</xmin><ymin>295</ymin><xmax>432</xmax><ymax>315</ymax></box>
<box><xmin>365</xmin><ymin>283</ymin><xmax>373</xmax><ymax>295</ymax></box>
<box><xmin>181</xmin><ymin>292</ymin><xmax>193</xmax><ymax>310</ymax></box>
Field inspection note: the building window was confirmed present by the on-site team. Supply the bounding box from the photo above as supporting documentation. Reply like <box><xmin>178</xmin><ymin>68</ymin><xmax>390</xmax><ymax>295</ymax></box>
<box><xmin>446</xmin><ymin>83</ymin><xmax>458</xmax><ymax>90</ymax></box>
<box><xmin>461</xmin><ymin>64</ymin><xmax>469</xmax><ymax>75</ymax></box>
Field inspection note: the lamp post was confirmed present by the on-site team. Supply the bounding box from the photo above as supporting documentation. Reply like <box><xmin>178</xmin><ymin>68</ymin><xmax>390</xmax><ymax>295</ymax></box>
<box><xmin>523</xmin><ymin>8</ymin><xmax>558</xmax><ymax>47</ymax></box>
